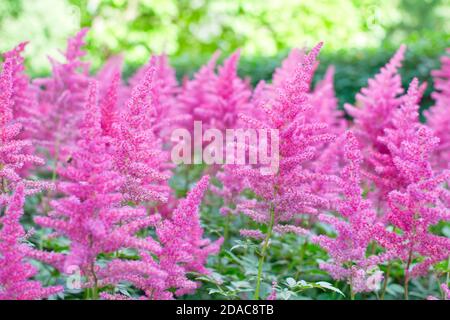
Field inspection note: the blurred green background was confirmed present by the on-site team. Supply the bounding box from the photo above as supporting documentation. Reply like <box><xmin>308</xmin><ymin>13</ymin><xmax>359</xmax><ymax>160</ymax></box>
<box><xmin>1</xmin><ymin>0</ymin><xmax>449</xmax><ymax>108</ymax></box>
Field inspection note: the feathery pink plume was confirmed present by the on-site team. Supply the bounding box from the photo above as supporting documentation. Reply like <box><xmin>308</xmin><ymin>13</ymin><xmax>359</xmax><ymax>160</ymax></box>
<box><xmin>426</xmin><ymin>49</ymin><xmax>450</xmax><ymax>169</ymax></box>
<box><xmin>345</xmin><ymin>45</ymin><xmax>406</xmax><ymax>154</ymax></box>
<box><xmin>0</xmin><ymin>55</ymin><xmax>51</xmax><ymax>199</ymax></box>
<box><xmin>0</xmin><ymin>184</ymin><xmax>63</xmax><ymax>300</ymax></box>
<box><xmin>111</xmin><ymin>63</ymin><xmax>172</xmax><ymax>204</ymax></box>
<box><xmin>374</xmin><ymin>79</ymin><xmax>450</xmax><ymax>278</ymax></box>
<box><xmin>35</xmin><ymin>81</ymin><xmax>163</xmax><ymax>285</ymax></box>
<box><xmin>312</xmin><ymin>131</ymin><xmax>383</xmax><ymax>293</ymax></box>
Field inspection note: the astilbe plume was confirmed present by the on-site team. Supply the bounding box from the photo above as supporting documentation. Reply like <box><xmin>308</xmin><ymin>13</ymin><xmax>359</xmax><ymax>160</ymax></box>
<box><xmin>128</xmin><ymin>54</ymin><xmax>181</xmax><ymax>139</ymax></box>
<box><xmin>270</xmin><ymin>47</ymin><xmax>345</xmax><ymax>133</ymax></box>
<box><xmin>426</xmin><ymin>49</ymin><xmax>450</xmax><ymax>169</ymax></box>
<box><xmin>156</xmin><ymin>175</ymin><xmax>223</xmax><ymax>296</ymax></box>
<box><xmin>231</xmin><ymin>42</ymin><xmax>335</xmax><ymax>235</ymax></box>
<box><xmin>2</xmin><ymin>43</ymin><xmax>40</xmax><ymax>137</ymax></box>
<box><xmin>177</xmin><ymin>52</ymin><xmax>220</xmax><ymax>134</ymax></box>
<box><xmin>373</xmin><ymin>79</ymin><xmax>449</xmax><ymax>294</ymax></box>
<box><xmin>268</xmin><ymin>47</ymin><xmax>344</xmax><ymax>135</ymax></box>
<box><xmin>110</xmin><ymin>63</ymin><xmax>172</xmax><ymax>204</ymax></box>
<box><xmin>312</xmin><ymin>131</ymin><xmax>383</xmax><ymax>294</ymax></box>
<box><xmin>0</xmin><ymin>56</ymin><xmax>51</xmax><ymax>202</ymax></box>
<box><xmin>306</xmin><ymin>67</ymin><xmax>347</xmax><ymax>206</ymax></box>
<box><xmin>269</xmin><ymin>47</ymin><xmax>321</xmax><ymax>101</ymax></box>
<box><xmin>99</xmin><ymin>70</ymin><xmax>121</xmax><ymax>137</ymax></box>
<box><xmin>218</xmin><ymin>43</ymin><xmax>337</xmax><ymax>299</ymax></box>
<box><xmin>34</xmin><ymin>81</ymin><xmax>163</xmax><ymax>289</ymax></box>
<box><xmin>344</xmin><ymin>46</ymin><xmax>427</xmax><ymax>207</ymax></box>
<box><xmin>307</xmin><ymin>66</ymin><xmax>346</xmax><ymax>135</ymax></box>
<box><xmin>372</xmin><ymin>79</ymin><xmax>436</xmax><ymax>193</ymax></box>
<box><xmin>0</xmin><ymin>184</ymin><xmax>63</xmax><ymax>300</ymax></box>
<box><xmin>254</xmin><ymin>50</ymin><xmax>345</xmax><ymax>212</ymax></box>
<box><xmin>344</xmin><ymin>45</ymin><xmax>407</xmax><ymax>154</ymax></box>
<box><xmin>206</xmin><ymin>50</ymin><xmax>252</xmax><ymax>131</ymax></box>
<box><xmin>95</xmin><ymin>55</ymin><xmax>124</xmax><ymax>90</ymax></box>
<box><xmin>2</xmin><ymin>43</ymin><xmax>47</xmax><ymax>180</ymax></box>
<box><xmin>344</xmin><ymin>46</ymin><xmax>406</xmax><ymax>149</ymax></box>
<box><xmin>211</xmin><ymin>79</ymin><xmax>270</xmax><ymax>218</ymax></box>
<box><xmin>178</xmin><ymin>51</ymin><xmax>251</xmax><ymax>133</ymax></box>
<box><xmin>33</xmin><ymin>28</ymin><xmax>91</xmax><ymax>161</ymax></box>
<box><xmin>99</xmin><ymin>175</ymin><xmax>222</xmax><ymax>300</ymax></box>
<box><xmin>94</xmin><ymin>55</ymin><xmax>124</xmax><ymax>138</ymax></box>
<box><xmin>271</xmin><ymin>48</ymin><xmax>307</xmax><ymax>91</ymax></box>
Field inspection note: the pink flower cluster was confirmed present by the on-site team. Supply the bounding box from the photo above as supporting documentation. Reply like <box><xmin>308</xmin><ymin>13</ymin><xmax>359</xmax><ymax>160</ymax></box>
<box><xmin>0</xmin><ymin>184</ymin><xmax>63</xmax><ymax>299</ymax></box>
<box><xmin>0</xmin><ymin>28</ymin><xmax>448</xmax><ymax>300</ymax></box>
<box><xmin>312</xmin><ymin>131</ymin><xmax>383</xmax><ymax>294</ymax></box>
<box><xmin>426</xmin><ymin>49</ymin><xmax>450</xmax><ymax>169</ymax></box>
<box><xmin>0</xmin><ymin>29</ymin><xmax>222</xmax><ymax>300</ymax></box>
<box><xmin>213</xmin><ymin>43</ymin><xmax>449</xmax><ymax>297</ymax></box>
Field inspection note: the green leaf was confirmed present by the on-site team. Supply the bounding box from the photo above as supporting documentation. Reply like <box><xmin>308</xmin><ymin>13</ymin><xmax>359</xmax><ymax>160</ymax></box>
<box><xmin>315</xmin><ymin>282</ymin><xmax>345</xmax><ymax>297</ymax></box>
<box><xmin>286</xmin><ymin>277</ymin><xmax>297</xmax><ymax>288</ymax></box>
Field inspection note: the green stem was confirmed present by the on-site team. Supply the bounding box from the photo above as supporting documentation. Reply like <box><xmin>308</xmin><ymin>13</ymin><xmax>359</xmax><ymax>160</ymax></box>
<box><xmin>447</xmin><ymin>256</ymin><xmax>450</xmax><ymax>285</ymax></box>
<box><xmin>294</xmin><ymin>239</ymin><xmax>308</xmax><ymax>279</ymax></box>
<box><xmin>380</xmin><ymin>262</ymin><xmax>391</xmax><ymax>300</ymax></box>
<box><xmin>90</xmin><ymin>263</ymin><xmax>99</xmax><ymax>300</ymax></box>
<box><xmin>224</xmin><ymin>213</ymin><xmax>231</xmax><ymax>243</ymax></box>
<box><xmin>254</xmin><ymin>205</ymin><xmax>275</xmax><ymax>300</ymax></box>
<box><xmin>349</xmin><ymin>272</ymin><xmax>355</xmax><ymax>300</ymax></box>
<box><xmin>404</xmin><ymin>249</ymin><xmax>413</xmax><ymax>300</ymax></box>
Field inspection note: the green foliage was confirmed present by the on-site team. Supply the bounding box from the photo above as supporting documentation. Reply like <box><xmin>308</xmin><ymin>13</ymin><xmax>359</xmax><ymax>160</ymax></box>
<box><xmin>1</xmin><ymin>0</ymin><xmax>449</xmax><ymax>77</ymax></box>
<box><xmin>173</xmin><ymin>35</ymin><xmax>448</xmax><ymax>114</ymax></box>
<box><xmin>1</xmin><ymin>0</ymin><xmax>448</xmax><ymax>112</ymax></box>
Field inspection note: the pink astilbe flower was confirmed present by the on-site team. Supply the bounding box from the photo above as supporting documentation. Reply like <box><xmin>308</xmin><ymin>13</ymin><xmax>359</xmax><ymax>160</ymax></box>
<box><xmin>306</xmin><ymin>67</ymin><xmax>347</xmax><ymax>207</ymax></box>
<box><xmin>128</xmin><ymin>54</ymin><xmax>181</xmax><ymax>139</ymax></box>
<box><xmin>271</xmin><ymin>48</ymin><xmax>309</xmax><ymax>90</ymax></box>
<box><xmin>211</xmin><ymin>164</ymin><xmax>249</xmax><ymax>217</ymax></box>
<box><xmin>307</xmin><ymin>66</ymin><xmax>346</xmax><ymax>135</ymax></box>
<box><xmin>344</xmin><ymin>45</ymin><xmax>406</xmax><ymax>154</ymax></box>
<box><xmin>177</xmin><ymin>52</ymin><xmax>220</xmax><ymax>134</ymax></box>
<box><xmin>426</xmin><ymin>49</ymin><xmax>450</xmax><ymax>169</ymax></box>
<box><xmin>0</xmin><ymin>184</ymin><xmax>63</xmax><ymax>300</ymax></box>
<box><xmin>269</xmin><ymin>47</ymin><xmax>320</xmax><ymax>100</ymax></box>
<box><xmin>216</xmin><ymin>54</ymin><xmax>343</xmax><ymax>220</ymax></box>
<box><xmin>111</xmin><ymin>64</ymin><xmax>172</xmax><ymax>204</ymax></box>
<box><xmin>312</xmin><ymin>131</ymin><xmax>383</xmax><ymax>294</ymax></box>
<box><xmin>34</xmin><ymin>82</ymin><xmax>163</xmax><ymax>286</ymax></box>
<box><xmin>99</xmin><ymin>71</ymin><xmax>121</xmax><ymax>137</ymax></box>
<box><xmin>157</xmin><ymin>175</ymin><xmax>223</xmax><ymax>296</ymax></box>
<box><xmin>96</xmin><ymin>55</ymin><xmax>124</xmax><ymax>89</ymax></box>
<box><xmin>217</xmin><ymin>44</ymin><xmax>344</xmax><ymax>300</ymax></box>
<box><xmin>373</xmin><ymin>79</ymin><xmax>450</xmax><ymax>284</ymax></box>
<box><xmin>2</xmin><ymin>43</ymin><xmax>40</xmax><ymax>135</ymax></box>
<box><xmin>0</xmin><ymin>57</ymin><xmax>51</xmax><ymax>200</ymax></box>
<box><xmin>99</xmin><ymin>175</ymin><xmax>222</xmax><ymax>300</ymax></box>
<box><xmin>345</xmin><ymin>48</ymin><xmax>428</xmax><ymax>209</ymax></box>
<box><xmin>178</xmin><ymin>51</ymin><xmax>251</xmax><ymax>133</ymax></box>
<box><xmin>207</xmin><ymin>50</ymin><xmax>252</xmax><ymax>131</ymax></box>
<box><xmin>33</xmin><ymin>28</ymin><xmax>91</xmax><ymax>160</ymax></box>
<box><xmin>229</xmin><ymin>42</ymin><xmax>335</xmax><ymax>233</ymax></box>
<box><xmin>272</xmin><ymin>49</ymin><xmax>302</xmax><ymax>85</ymax></box>
<box><xmin>2</xmin><ymin>43</ymin><xmax>46</xmax><ymax>178</ymax></box>
<box><xmin>94</xmin><ymin>55</ymin><xmax>125</xmax><ymax>138</ymax></box>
